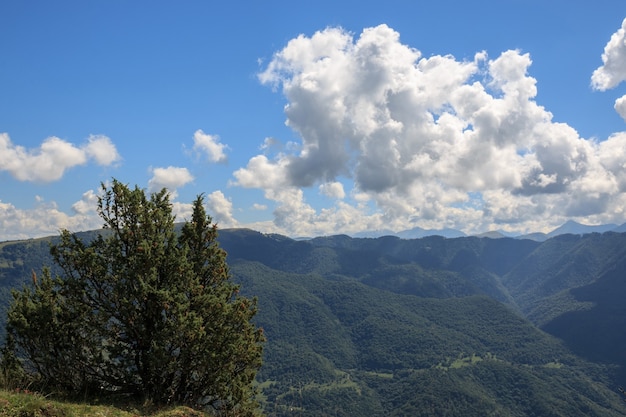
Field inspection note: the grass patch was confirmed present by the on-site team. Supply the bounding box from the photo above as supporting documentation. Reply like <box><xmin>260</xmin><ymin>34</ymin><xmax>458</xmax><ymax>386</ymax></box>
<box><xmin>543</xmin><ymin>361</ymin><xmax>563</xmax><ymax>369</ymax></box>
<box><xmin>361</xmin><ymin>371</ymin><xmax>394</xmax><ymax>379</ymax></box>
<box><xmin>0</xmin><ymin>390</ymin><xmax>209</xmax><ymax>417</ymax></box>
<box><xmin>435</xmin><ymin>353</ymin><xmax>501</xmax><ymax>370</ymax></box>
<box><xmin>449</xmin><ymin>353</ymin><xmax>483</xmax><ymax>369</ymax></box>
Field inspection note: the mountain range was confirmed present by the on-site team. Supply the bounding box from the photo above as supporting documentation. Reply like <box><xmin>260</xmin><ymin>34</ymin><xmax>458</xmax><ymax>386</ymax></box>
<box><xmin>1</xmin><ymin>227</ymin><xmax>626</xmax><ymax>415</ymax></box>
<box><xmin>351</xmin><ymin>219</ymin><xmax>626</xmax><ymax>241</ymax></box>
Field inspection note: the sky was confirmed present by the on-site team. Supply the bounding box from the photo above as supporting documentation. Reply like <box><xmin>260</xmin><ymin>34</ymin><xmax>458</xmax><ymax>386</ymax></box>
<box><xmin>3</xmin><ymin>1</ymin><xmax>626</xmax><ymax>241</ymax></box>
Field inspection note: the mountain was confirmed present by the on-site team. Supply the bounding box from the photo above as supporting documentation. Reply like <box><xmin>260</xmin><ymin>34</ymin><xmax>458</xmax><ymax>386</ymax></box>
<box><xmin>475</xmin><ymin>230</ymin><xmax>507</xmax><ymax>239</ymax></box>
<box><xmin>517</xmin><ymin>231</ymin><xmax>549</xmax><ymax>241</ymax></box>
<box><xmin>1</xmin><ymin>229</ymin><xmax>626</xmax><ymax>415</ymax></box>
<box><xmin>227</xmin><ymin>230</ymin><xmax>626</xmax><ymax>415</ymax></box>
<box><xmin>396</xmin><ymin>226</ymin><xmax>466</xmax><ymax>239</ymax></box>
<box><xmin>611</xmin><ymin>222</ymin><xmax>626</xmax><ymax>233</ymax></box>
<box><xmin>352</xmin><ymin>226</ymin><xmax>467</xmax><ymax>239</ymax></box>
<box><xmin>349</xmin><ymin>220</ymin><xmax>626</xmax><ymax>241</ymax></box>
<box><xmin>352</xmin><ymin>228</ymin><xmax>396</xmax><ymax>238</ymax></box>
<box><xmin>547</xmin><ymin>220</ymin><xmax>619</xmax><ymax>237</ymax></box>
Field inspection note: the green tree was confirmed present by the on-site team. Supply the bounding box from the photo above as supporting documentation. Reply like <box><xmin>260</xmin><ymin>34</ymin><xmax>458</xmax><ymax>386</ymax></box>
<box><xmin>5</xmin><ymin>180</ymin><xmax>265</xmax><ymax>415</ymax></box>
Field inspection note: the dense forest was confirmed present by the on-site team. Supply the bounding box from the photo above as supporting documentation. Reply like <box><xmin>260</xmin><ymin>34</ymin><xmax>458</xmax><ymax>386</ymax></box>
<box><xmin>2</xmin><ymin>229</ymin><xmax>626</xmax><ymax>416</ymax></box>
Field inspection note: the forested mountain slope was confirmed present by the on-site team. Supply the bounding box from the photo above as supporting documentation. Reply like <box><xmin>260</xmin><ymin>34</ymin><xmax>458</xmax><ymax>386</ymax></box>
<box><xmin>1</xmin><ymin>229</ymin><xmax>626</xmax><ymax>416</ymax></box>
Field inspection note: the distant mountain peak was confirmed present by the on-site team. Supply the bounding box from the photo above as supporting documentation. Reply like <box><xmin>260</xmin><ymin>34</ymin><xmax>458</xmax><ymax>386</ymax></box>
<box><xmin>353</xmin><ymin>226</ymin><xmax>466</xmax><ymax>240</ymax></box>
<box><xmin>547</xmin><ymin>220</ymin><xmax>618</xmax><ymax>237</ymax></box>
<box><xmin>346</xmin><ymin>220</ymin><xmax>625</xmax><ymax>242</ymax></box>
<box><xmin>475</xmin><ymin>231</ymin><xmax>507</xmax><ymax>239</ymax></box>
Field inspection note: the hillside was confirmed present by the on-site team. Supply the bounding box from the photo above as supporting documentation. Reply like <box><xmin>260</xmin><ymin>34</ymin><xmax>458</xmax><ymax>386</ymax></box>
<box><xmin>1</xmin><ymin>229</ymin><xmax>626</xmax><ymax>415</ymax></box>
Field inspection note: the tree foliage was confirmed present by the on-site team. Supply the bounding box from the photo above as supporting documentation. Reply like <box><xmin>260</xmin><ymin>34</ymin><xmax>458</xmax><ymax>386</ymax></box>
<box><xmin>5</xmin><ymin>180</ymin><xmax>264</xmax><ymax>415</ymax></box>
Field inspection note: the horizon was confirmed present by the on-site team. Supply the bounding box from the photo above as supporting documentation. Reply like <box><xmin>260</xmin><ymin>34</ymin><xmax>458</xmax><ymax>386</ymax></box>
<box><xmin>2</xmin><ymin>218</ymin><xmax>622</xmax><ymax>245</ymax></box>
<box><xmin>3</xmin><ymin>1</ymin><xmax>626</xmax><ymax>241</ymax></box>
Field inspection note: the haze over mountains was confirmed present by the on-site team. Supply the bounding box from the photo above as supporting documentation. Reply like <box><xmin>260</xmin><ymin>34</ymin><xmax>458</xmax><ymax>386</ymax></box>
<box><xmin>350</xmin><ymin>220</ymin><xmax>626</xmax><ymax>241</ymax></box>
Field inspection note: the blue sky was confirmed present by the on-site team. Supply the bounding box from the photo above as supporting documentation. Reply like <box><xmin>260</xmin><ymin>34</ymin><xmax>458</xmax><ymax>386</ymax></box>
<box><xmin>2</xmin><ymin>1</ymin><xmax>626</xmax><ymax>240</ymax></box>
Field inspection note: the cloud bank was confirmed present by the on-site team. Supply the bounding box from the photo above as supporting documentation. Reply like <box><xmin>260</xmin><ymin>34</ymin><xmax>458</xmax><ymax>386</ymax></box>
<box><xmin>233</xmin><ymin>24</ymin><xmax>626</xmax><ymax>236</ymax></box>
<box><xmin>0</xmin><ymin>193</ymin><xmax>105</xmax><ymax>241</ymax></box>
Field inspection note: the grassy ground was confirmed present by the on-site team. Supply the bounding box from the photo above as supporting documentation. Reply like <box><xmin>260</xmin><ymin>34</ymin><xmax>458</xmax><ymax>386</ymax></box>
<box><xmin>0</xmin><ymin>389</ymin><xmax>209</xmax><ymax>417</ymax></box>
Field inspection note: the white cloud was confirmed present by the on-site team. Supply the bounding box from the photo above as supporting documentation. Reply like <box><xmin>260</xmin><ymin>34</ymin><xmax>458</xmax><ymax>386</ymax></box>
<box><xmin>0</xmin><ymin>194</ymin><xmax>104</xmax><ymax>241</ymax></box>
<box><xmin>260</xmin><ymin>137</ymin><xmax>281</xmax><ymax>152</ymax></box>
<box><xmin>232</xmin><ymin>154</ymin><xmax>289</xmax><ymax>189</ymax></box>
<box><xmin>84</xmin><ymin>134</ymin><xmax>121</xmax><ymax>166</ymax></box>
<box><xmin>206</xmin><ymin>190</ymin><xmax>238</xmax><ymax>228</ymax></box>
<box><xmin>230</xmin><ymin>24</ymin><xmax>626</xmax><ymax>236</ymax></box>
<box><xmin>0</xmin><ymin>133</ymin><xmax>120</xmax><ymax>182</ymax></box>
<box><xmin>614</xmin><ymin>94</ymin><xmax>626</xmax><ymax>122</ymax></box>
<box><xmin>319</xmin><ymin>182</ymin><xmax>345</xmax><ymax>199</ymax></box>
<box><xmin>71</xmin><ymin>189</ymin><xmax>99</xmax><ymax>215</ymax></box>
<box><xmin>171</xmin><ymin>201</ymin><xmax>194</xmax><ymax>222</ymax></box>
<box><xmin>193</xmin><ymin>129</ymin><xmax>228</xmax><ymax>163</ymax></box>
<box><xmin>148</xmin><ymin>166</ymin><xmax>194</xmax><ymax>198</ymax></box>
<box><xmin>252</xmin><ymin>203</ymin><xmax>268</xmax><ymax>210</ymax></box>
<box><xmin>591</xmin><ymin>18</ymin><xmax>626</xmax><ymax>91</ymax></box>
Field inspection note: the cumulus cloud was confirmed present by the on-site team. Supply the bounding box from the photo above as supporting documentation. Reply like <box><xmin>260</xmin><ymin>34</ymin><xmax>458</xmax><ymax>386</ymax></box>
<box><xmin>615</xmin><ymin>94</ymin><xmax>626</xmax><ymax>121</ymax></box>
<box><xmin>205</xmin><ymin>190</ymin><xmax>238</xmax><ymax>227</ymax></box>
<box><xmin>591</xmin><ymin>18</ymin><xmax>626</xmax><ymax>91</ymax></box>
<box><xmin>231</xmin><ymin>24</ymin><xmax>626</xmax><ymax>236</ymax></box>
<box><xmin>319</xmin><ymin>182</ymin><xmax>345</xmax><ymax>199</ymax></box>
<box><xmin>148</xmin><ymin>166</ymin><xmax>194</xmax><ymax>198</ymax></box>
<box><xmin>233</xmin><ymin>155</ymin><xmax>290</xmax><ymax>189</ymax></box>
<box><xmin>171</xmin><ymin>201</ymin><xmax>194</xmax><ymax>221</ymax></box>
<box><xmin>84</xmin><ymin>135</ymin><xmax>121</xmax><ymax>165</ymax></box>
<box><xmin>71</xmin><ymin>189</ymin><xmax>99</xmax><ymax>215</ymax></box>
<box><xmin>193</xmin><ymin>129</ymin><xmax>228</xmax><ymax>163</ymax></box>
<box><xmin>260</xmin><ymin>137</ymin><xmax>281</xmax><ymax>152</ymax></box>
<box><xmin>0</xmin><ymin>133</ymin><xmax>120</xmax><ymax>182</ymax></box>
